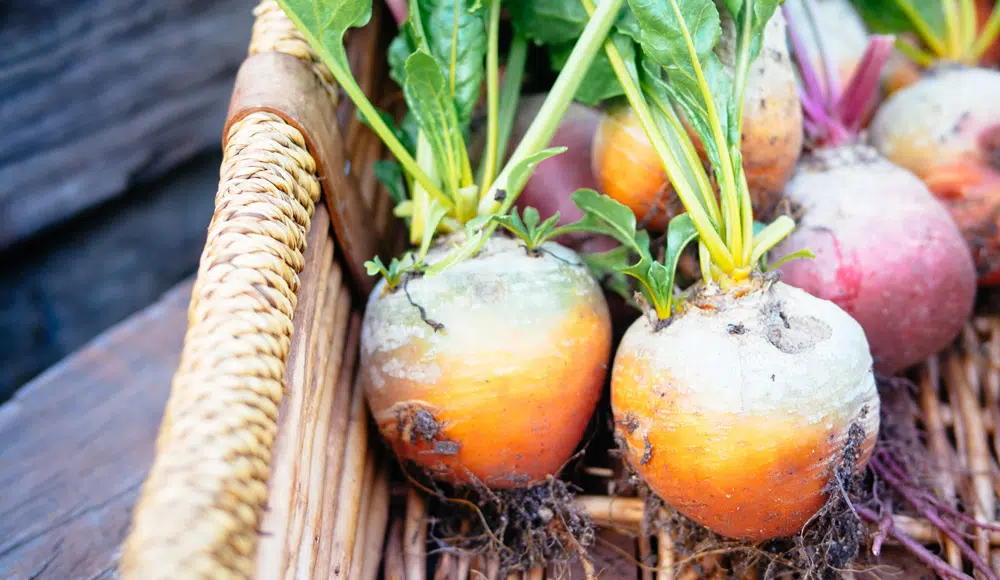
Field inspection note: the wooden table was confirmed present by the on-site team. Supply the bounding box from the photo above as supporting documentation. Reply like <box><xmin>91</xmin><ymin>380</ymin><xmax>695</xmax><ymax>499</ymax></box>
<box><xmin>0</xmin><ymin>278</ymin><xmax>193</xmax><ymax>580</ymax></box>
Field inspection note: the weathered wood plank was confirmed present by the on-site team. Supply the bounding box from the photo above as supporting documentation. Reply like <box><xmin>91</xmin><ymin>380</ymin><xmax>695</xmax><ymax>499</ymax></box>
<box><xmin>0</xmin><ymin>151</ymin><xmax>218</xmax><ymax>401</ymax></box>
<box><xmin>0</xmin><ymin>0</ymin><xmax>255</xmax><ymax>249</ymax></box>
<box><xmin>0</xmin><ymin>277</ymin><xmax>194</xmax><ymax>580</ymax></box>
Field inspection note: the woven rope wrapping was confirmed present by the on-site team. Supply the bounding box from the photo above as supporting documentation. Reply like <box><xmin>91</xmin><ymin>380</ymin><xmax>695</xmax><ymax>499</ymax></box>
<box><xmin>249</xmin><ymin>1</ymin><xmax>338</xmax><ymax>105</ymax></box>
<box><xmin>120</xmin><ymin>112</ymin><xmax>320</xmax><ymax>579</ymax></box>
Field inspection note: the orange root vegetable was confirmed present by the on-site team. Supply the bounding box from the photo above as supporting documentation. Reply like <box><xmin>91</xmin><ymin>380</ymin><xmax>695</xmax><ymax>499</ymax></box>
<box><xmin>592</xmin><ymin>106</ymin><xmax>675</xmax><ymax>230</ymax></box>
<box><xmin>869</xmin><ymin>66</ymin><xmax>1000</xmax><ymax>285</ymax></box>
<box><xmin>611</xmin><ymin>279</ymin><xmax>880</xmax><ymax>541</ymax></box>
<box><xmin>360</xmin><ymin>236</ymin><xmax>612</xmax><ymax>488</ymax></box>
<box><xmin>591</xmin><ymin>7</ymin><xmax>803</xmax><ymax>229</ymax></box>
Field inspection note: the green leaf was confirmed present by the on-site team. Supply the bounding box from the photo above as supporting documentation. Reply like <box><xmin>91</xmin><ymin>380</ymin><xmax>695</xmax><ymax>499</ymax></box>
<box><xmin>662</xmin><ymin>212</ymin><xmax>698</xmax><ymax>307</ymax></box>
<box><xmin>418</xmin><ymin>199</ymin><xmax>449</xmax><ymax>259</ymax></box>
<box><xmin>403</xmin><ymin>50</ymin><xmax>468</xmax><ymax>197</ymax></box>
<box><xmin>522</xmin><ymin>206</ymin><xmax>541</xmax><ymax>231</ymax></box>
<box><xmin>848</xmin><ymin>0</ymin><xmax>945</xmax><ymax>41</ymax></box>
<box><xmin>627</xmin><ymin>0</ymin><xmax>732</xmax><ymax>168</ymax></box>
<box><xmin>500</xmin><ymin>147</ymin><xmax>567</xmax><ymax>203</ymax></box>
<box><xmin>720</xmin><ymin>0</ymin><xmax>742</xmax><ymax>15</ymax></box>
<box><xmin>530</xmin><ymin>211</ymin><xmax>563</xmax><ymax>248</ymax></box>
<box><xmin>580</xmin><ymin>245</ymin><xmax>635</xmax><ymax>301</ymax></box>
<box><xmin>744</xmin><ymin>0</ymin><xmax>781</xmax><ymax>65</ymax></box>
<box><xmin>365</xmin><ymin>256</ymin><xmax>389</xmax><ymax>277</ymax></box>
<box><xmin>358</xmin><ymin>107</ymin><xmax>416</xmax><ymax>154</ymax></box>
<box><xmin>364</xmin><ymin>253</ymin><xmax>418</xmax><ymax>289</ymax></box>
<box><xmin>277</xmin><ymin>0</ymin><xmax>371</xmax><ymax>74</ymax></box>
<box><xmin>388</xmin><ymin>26</ymin><xmax>417</xmax><ymax>88</ymax></box>
<box><xmin>766</xmin><ymin>247</ymin><xmax>815</xmax><ymax>271</ymax></box>
<box><xmin>554</xmin><ymin>188</ymin><xmax>642</xmax><ymax>248</ymax></box>
<box><xmin>420</xmin><ymin>0</ymin><xmax>488</xmax><ymax>128</ymax></box>
<box><xmin>374</xmin><ymin>160</ymin><xmax>408</xmax><ymax>205</ymax></box>
<box><xmin>506</xmin><ymin>0</ymin><xmax>590</xmax><ymax>45</ymax></box>
<box><xmin>549</xmin><ymin>33</ymin><xmax>636</xmax><ymax>106</ymax></box>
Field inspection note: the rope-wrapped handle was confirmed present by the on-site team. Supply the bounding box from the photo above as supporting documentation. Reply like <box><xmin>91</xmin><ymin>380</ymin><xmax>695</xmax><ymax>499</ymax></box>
<box><xmin>120</xmin><ymin>2</ymin><xmax>382</xmax><ymax>576</ymax></box>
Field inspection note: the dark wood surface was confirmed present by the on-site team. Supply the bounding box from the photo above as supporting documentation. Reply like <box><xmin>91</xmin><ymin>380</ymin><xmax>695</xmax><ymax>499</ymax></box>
<box><xmin>0</xmin><ymin>152</ymin><xmax>218</xmax><ymax>401</ymax></box>
<box><xmin>0</xmin><ymin>0</ymin><xmax>254</xmax><ymax>250</ymax></box>
<box><xmin>0</xmin><ymin>278</ymin><xmax>193</xmax><ymax>580</ymax></box>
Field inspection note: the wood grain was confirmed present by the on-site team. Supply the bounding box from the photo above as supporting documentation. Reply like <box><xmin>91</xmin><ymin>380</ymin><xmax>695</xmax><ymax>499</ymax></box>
<box><xmin>0</xmin><ymin>0</ymin><xmax>255</xmax><ymax>250</ymax></box>
<box><xmin>0</xmin><ymin>277</ymin><xmax>194</xmax><ymax>580</ymax></box>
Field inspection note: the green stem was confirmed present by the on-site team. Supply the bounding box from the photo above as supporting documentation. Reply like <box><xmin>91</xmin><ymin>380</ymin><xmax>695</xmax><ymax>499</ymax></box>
<box><xmin>477</xmin><ymin>0</ymin><xmax>502</xmax><ymax>200</ymax></box>
<box><xmin>410</xmin><ymin>133</ymin><xmax>436</xmax><ymax>245</ymax></box>
<box><xmin>582</xmin><ymin>0</ymin><xmax>734</xmax><ymax>271</ymax></box>
<box><xmin>495</xmin><ymin>35</ymin><xmax>528</xmax><ymax>177</ymax></box>
<box><xmin>942</xmin><ymin>0</ymin><xmax>962</xmax><ymax>58</ymax></box>
<box><xmin>896</xmin><ymin>37</ymin><xmax>938</xmax><ymax>66</ymax></box>
<box><xmin>643</xmin><ymin>88</ymin><xmax>721</xmax><ymax>226</ymax></box>
<box><xmin>892</xmin><ymin>0</ymin><xmax>948</xmax><ymax>58</ymax></box>
<box><xmin>477</xmin><ymin>0</ymin><xmax>627</xmax><ymax>217</ymax></box>
<box><xmin>738</xmin><ymin>163</ymin><xmax>753</xmax><ymax>264</ymax></box>
<box><xmin>960</xmin><ymin>0</ymin><xmax>977</xmax><ymax>57</ymax></box>
<box><xmin>666</xmin><ymin>0</ymin><xmax>741</xmax><ymax>265</ymax></box>
<box><xmin>973</xmin><ymin>2</ymin><xmax>1000</xmax><ymax>61</ymax></box>
<box><xmin>733</xmin><ymin>2</ymin><xmax>753</xmax><ymax>137</ymax></box>
<box><xmin>336</xmin><ymin>67</ymin><xmax>450</xmax><ymax>207</ymax></box>
<box><xmin>275</xmin><ymin>1</ymin><xmax>448</xmax><ymax>206</ymax></box>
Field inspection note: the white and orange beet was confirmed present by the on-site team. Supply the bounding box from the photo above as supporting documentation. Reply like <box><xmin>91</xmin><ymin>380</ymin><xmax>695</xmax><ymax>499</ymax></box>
<box><xmin>360</xmin><ymin>236</ymin><xmax>611</xmax><ymax>488</ymax></box>
<box><xmin>567</xmin><ymin>0</ymin><xmax>880</xmax><ymax>543</ymax></box>
<box><xmin>612</xmin><ymin>280</ymin><xmax>878</xmax><ymax>540</ymax></box>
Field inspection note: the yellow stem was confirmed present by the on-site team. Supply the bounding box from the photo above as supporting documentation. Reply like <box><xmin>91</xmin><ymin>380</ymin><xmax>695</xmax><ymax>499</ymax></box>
<box><xmin>666</xmin><ymin>0</ymin><xmax>741</xmax><ymax>265</ymax></box>
<box><xmin>943</xmin><ymin>0</ymin><xmax>962</xmax><ymax>58</ymax></box>
<box><xmin>892</xmin><ymin>0</ymin><xmax>949</xmax><ymax>58</ymax></box>
<box><xmin>973</xmin><ymin>2</ymin><xmax>1000</xmax><ymax>61</ymax></box>
<box><xmin>960</xmin><ymin>0</ymin><xmax>978</xmax><ymax>58</ymax></box>
<box><xmin>896</xmin><ymin>38</ymin><xmax>938</xmax><ymax>67</ymax></box>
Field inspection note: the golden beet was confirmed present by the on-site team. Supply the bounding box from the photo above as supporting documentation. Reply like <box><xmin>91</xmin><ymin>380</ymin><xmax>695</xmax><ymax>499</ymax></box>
<box><xmin>611</xmin><ymin>281</ymin><xmax>879</xmax><ymax>541</ymax></box>
<box><xmin>360</xmin><ymin>236</ymin><xmax>612</xmax><ymax>488</ymax></box>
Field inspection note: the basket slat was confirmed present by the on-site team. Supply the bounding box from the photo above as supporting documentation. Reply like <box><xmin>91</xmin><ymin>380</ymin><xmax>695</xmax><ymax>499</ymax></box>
<box><xmin>121</xmin><ymin>0</ymin><xmax>394</xmax><ymax>576</ymax></box>
<box><xmin>120</xmin><ymin>108</ymin><xmax>322</xmax><ymax>579</ymax></box>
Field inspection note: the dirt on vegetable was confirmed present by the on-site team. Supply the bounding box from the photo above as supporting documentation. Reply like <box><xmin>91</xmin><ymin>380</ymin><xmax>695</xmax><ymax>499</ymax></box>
<box><xmin>401</xmin><ymin>467</ymin><xmax>598</xmax><ymax>577</ymax></box>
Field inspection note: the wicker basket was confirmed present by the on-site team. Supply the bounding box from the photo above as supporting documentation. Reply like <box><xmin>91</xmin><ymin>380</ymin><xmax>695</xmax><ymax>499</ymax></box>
<box><xmin>118</xmin><ymin>2</ymin><xmax>1000</xmax><ymax>578</ymax></box>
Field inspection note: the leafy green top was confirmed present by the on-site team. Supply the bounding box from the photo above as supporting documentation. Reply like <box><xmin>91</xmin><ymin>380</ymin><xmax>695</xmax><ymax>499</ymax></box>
<box><xmin>534</xmin><ymin>0</ymin><xmax>807</xmax><ymax>320</ymax></box>
<box><xmin>849</xmin><ymin>0</ymin><xmax>1000</xmax><ymax>66</ymax></box>
<box><xmin>276</xmin><ymin>0</ymin><xmax>628</xmax><ymax>290</ymax></box>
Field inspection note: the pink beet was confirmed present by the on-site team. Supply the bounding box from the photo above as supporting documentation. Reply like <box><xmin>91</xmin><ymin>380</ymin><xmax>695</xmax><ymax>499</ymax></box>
<box><xmin>772</xmin><ymin>147</ymin><xmax>975</xmax><ymax>374</ymax></box>
<box><xmin>770</xmin><ymin>11</ymin><xmax>976</xmax><ymax>375</ymax></box>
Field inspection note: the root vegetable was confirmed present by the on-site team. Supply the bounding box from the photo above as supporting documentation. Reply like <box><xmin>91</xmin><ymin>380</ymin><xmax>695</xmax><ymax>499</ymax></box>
<box><xmin>360</xmin><ymin>236</ymin><xmax>611</xmax><ymax>487</ymax></box>
<box><xmin>870</xmin><ymin>66</ymin><xmax>1000</xmax><ymax>285</ymax></box>
<box><xmin>772</xmin><ymin>18</ymin><xmax>976</xmax><ymax>374</ymax></box>
<box><xmin>590</xmin><ymin>4</ymin><xmax>803</xmax><ymax>229</ymax></box>
<box><xmin>281</xmin><ymin>0</ymin><xmax>626</xmax><ymax>500</ymax></box>
<box><xmin>568</xmin><ymin>0</ymin><xmax>880</xmax><ymax>543</ymax></box>
<box><xmin>772</xmin><ymin>148</ymin><xmax>976</xmax><ymax>374</ymax></box>
<box><xmin>612</xmin><ymin>280</ymin><xmax>879</xmax><ymax>540</ymax></box>
<box><xmin>850</xmin><ymin>0</ymin><xmax>1000</xmax><ymax>285</ymax></box>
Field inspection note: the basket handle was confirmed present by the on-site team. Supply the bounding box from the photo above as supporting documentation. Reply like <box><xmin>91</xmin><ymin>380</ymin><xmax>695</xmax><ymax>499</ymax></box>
<box><xmin>119</xmin><ymin>2</ymin><xmax>381</xmax><ymax>577</ymax></box>
<box><xmin>225</xmin><ymin>51</ymin><xmax>379</xmax><ymax>296</ymax></box>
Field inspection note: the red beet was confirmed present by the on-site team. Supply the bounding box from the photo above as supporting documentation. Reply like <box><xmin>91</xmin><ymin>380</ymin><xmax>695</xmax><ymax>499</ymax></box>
<box><xmin>771</xmin><ymin>147</ymin><xmax>976</xmax><ymax>374</ymax></box>
<box><xmin>770</xmin><ymin>10</ymin><xmax>977</xmax><ymax>375</ymax></box>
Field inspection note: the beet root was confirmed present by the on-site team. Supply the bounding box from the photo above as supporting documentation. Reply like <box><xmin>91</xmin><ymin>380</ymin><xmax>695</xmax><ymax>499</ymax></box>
<box><xmin>771</xmin><ymin>145</ymin><xmax>977</xmax><ymax>375</ymax></box>
<box><xmin>870</xmin><ymin>66</ymin><xmax>1000</xmax><ymax>285</ymax></box>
